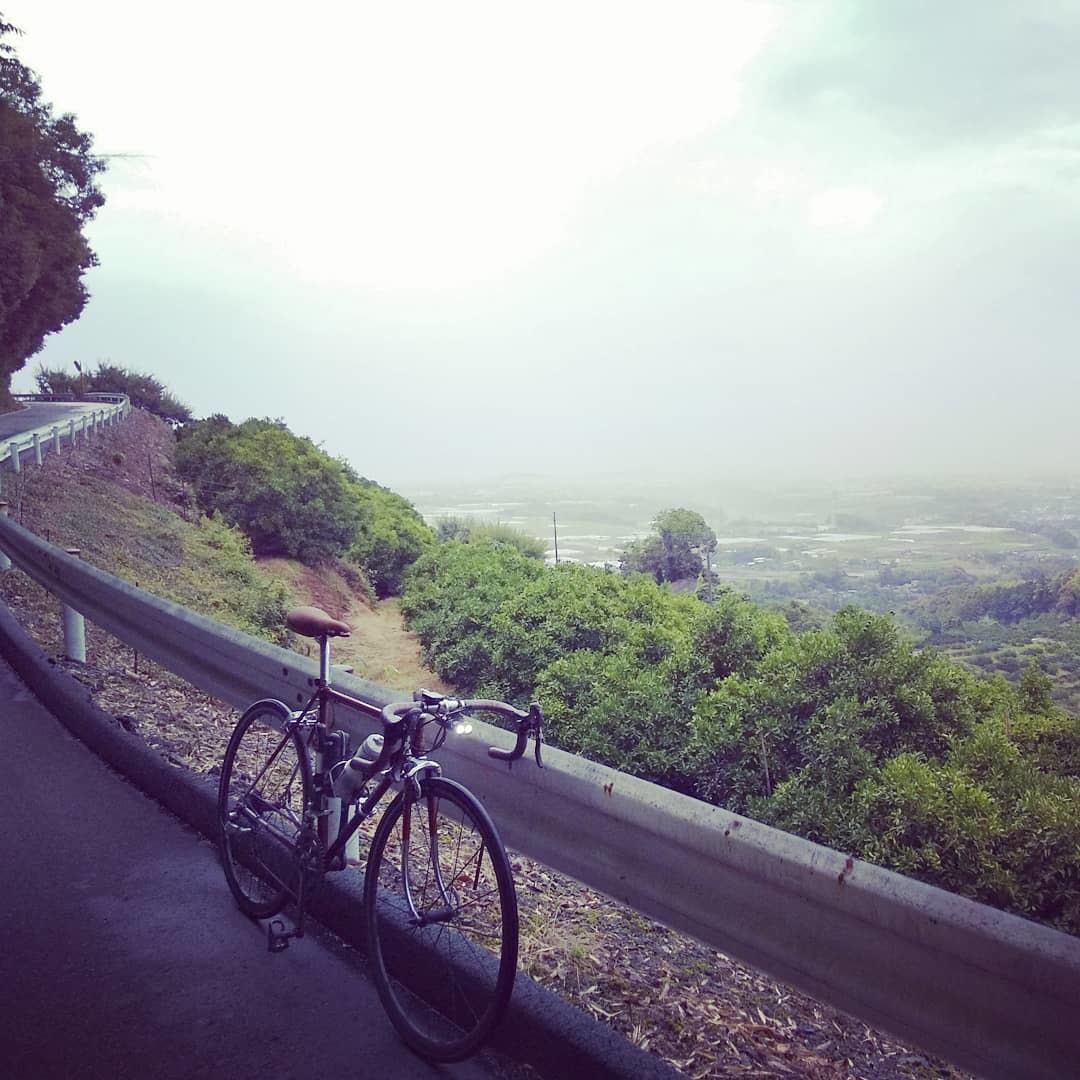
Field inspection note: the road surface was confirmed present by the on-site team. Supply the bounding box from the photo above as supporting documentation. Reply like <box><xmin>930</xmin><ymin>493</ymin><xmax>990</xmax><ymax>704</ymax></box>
<box><xmin>0</xmin><ymin>657</ymin><xmax>507</xmax><ymax>1080</ymax></box>
<box><xmin>0</xmin><ymin>401</ymin><xmax>103</xmax><ymax>442</ymax></box>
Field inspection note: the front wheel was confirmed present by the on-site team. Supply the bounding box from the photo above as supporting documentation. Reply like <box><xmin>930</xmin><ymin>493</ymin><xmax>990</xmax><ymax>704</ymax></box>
<box><xmin>364</xmin><ymin>777</ymin><xmax>519</xmax><ymax>1062</ymax></box>
<box><xmin>218</xmin><ymin>699</ymin><xmax>312</xmax><ymax>919</ymax></box>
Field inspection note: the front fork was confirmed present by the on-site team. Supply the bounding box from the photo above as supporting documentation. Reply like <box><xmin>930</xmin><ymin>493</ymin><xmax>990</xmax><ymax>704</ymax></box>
<box><xmin>398</xmin><ymin>763</ymin><xmax>472</xmax><ymax>927</ymax></box>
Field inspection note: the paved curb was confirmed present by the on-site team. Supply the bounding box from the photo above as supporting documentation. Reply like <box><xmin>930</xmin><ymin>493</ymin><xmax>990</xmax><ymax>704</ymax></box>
<box><xmin>0</xmin><ymin>599</ymin><xmax>681</xmax><ymax>1080</ymax></box>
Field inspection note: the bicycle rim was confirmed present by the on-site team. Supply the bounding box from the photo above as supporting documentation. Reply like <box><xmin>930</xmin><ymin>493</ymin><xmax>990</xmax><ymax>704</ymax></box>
<box><xmin>218</xmin><ymin>701</ymin><xmax>311</xmax><ymax>919</ymax></box>
<box><xmin>364</xmin><ymin>776</ymin><xmax>518</xmax><ymax>1061</ymax></box>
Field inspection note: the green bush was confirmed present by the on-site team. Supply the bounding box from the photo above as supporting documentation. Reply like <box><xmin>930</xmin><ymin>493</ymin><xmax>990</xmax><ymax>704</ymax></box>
<box><xmin>175</xmin><ymin>416</ymin><xmax>360</xmax><ymax>564</ymax></box>
<box><xmin>176</xmin><ymin>416</ymin><xmax>433</xmax><ymax>587</ymax></box>
<box><xmin>400</xmin><ymin>545</ymin><xmax>1080</xmax><ymax>936</ymax></box>
<box><xmin>36</xmin><ymin>362</ymin><xmax>191</xmax><ymax>423</ymax></box>
<box><xmin>182</xmin><ymin>514</ymin><xmax>290</xmax><ymax>641</ymax></box>
<box><xmin>346</xmin><ymin>478</ymin><xmax>434</xmax><ymax>597</ymax></box>
<box><xmin>401</xmin><ymin>540</ymin><xmax>544</xmax><ymax>690</ymax></box>
<box><xmin>435</xmin><ymin>517</ymin><xmax>546</xmax><ymax>560</ymax></box>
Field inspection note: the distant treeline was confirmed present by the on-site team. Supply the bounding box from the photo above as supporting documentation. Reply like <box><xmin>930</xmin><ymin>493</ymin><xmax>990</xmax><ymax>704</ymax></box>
<box><xmin>916</xmin><ymin>569</ymin><xmax>1080</xmax><ymax>629</ymax></box>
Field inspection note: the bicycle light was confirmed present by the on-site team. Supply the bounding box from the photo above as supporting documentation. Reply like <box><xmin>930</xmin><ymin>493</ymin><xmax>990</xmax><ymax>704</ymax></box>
<box><xmin>454</xmin><ymin>721</ymin><xmax>473</xmax><ymax>735</ymax></box>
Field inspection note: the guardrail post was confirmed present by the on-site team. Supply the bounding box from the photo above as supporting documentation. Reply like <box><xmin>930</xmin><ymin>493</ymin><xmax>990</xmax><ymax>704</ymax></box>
<box><xmin>33</xmin><ymin>433</ymin><xmax>42</xmax><ymax>466</ymax></box>
<box><xmin>52</xmin><ymin>426</ymin><xmax>61</xmax><ymax>454</ymax></box>
<box><xmin>9</xmin><ymin>441</ymin><xmax>20</xmax><ymax>472</ymax></box>
<box><xmin>62</xmin><ymin>548</ymin><xmax>87</xmax><ymax>662</ymax></box>
<box><xmin>81</xmin><ymin>416</ymin><xmax>89</xmax><ymax>442</ymax></box>
<box><xmin>0</xmin><ymin>502</ymin><xmax>9</xmax><ymax>572</ymax></box>
<box><xmin>69</xmin><ymin>418</ymin><xmax>76</xmax><ymax>444</ymax></box>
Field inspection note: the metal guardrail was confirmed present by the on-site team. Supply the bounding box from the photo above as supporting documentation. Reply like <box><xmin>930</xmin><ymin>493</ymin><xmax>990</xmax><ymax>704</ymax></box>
<box><xmin>13</xmin><ymin>392</ymin><xmax>128</xmax><ymax>403</ymax></box>
<box><xmin>1</xmin><ymin>512</ymin><xmax>1078</xmax><ymax>1079</ymax></box>
<box><xmin>1</xmin><ymin>396</ymin><xmax>131</xmax><ymax>472</ymax></box>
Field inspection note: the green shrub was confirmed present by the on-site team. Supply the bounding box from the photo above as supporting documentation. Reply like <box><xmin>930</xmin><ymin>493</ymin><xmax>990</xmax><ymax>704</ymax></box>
<box><xmin>401</xmin><ymin>540</ymin><xmax>544</xmax><ymax>690</ymax></box>
<box><xmin>175</xmin><ymin>416</ymin><xmax>360</xmax><ymax>564</ymax></box>
<box><xmin>36</xmin><ymin>362</ymin><xmax>191</xmax><ymax>423</ymax></box>
<box><xmin>346</xmin><ymin>478</ymin><xmax>434</xmax><ymax>597</ymax></box>
<box><xmin>181</xmin><ymin>514</ymin><xmax>290</xmax><ymax>641</ymax></box>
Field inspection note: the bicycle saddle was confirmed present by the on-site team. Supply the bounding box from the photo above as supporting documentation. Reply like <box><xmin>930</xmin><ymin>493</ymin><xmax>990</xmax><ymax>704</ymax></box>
<box><xmin>286</xmin><ymin>606</ymin><xmax>352</xmax><ymax>638</ymax></box>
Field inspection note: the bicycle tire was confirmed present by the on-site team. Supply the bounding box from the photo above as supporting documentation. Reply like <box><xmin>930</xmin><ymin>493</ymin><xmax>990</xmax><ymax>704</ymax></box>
<box><xmin>218</xmin><ymin>699</ymin><xmax>312</xmax><ymax>919</ymax></box>
<box><xmin>364</xmin><ymin>776</ymin><xmax>519</xmax><ymax>1062</ymax></box>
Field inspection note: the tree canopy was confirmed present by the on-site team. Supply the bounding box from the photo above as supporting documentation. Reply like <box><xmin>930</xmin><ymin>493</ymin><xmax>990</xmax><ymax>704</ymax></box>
<box><xmin>36</xmin><ymin>362</ymin><xmax>192</xmax><ymax>424</ymax></box>
<box><xmin>0</xmin><ymin>18</ymin><xmax>105</xmax><ymax>408</ymax></box>
<box><xmin>620</xmin><ymin>507</ymin><xmax>717</xmax><ymax>584</ymax></box>
<box><xmin>175</xmin><ymin>417</ymin><xmax>362</xmax><ymax>564</ymax></box>
<box><xmin>400</xmin><ymin>541</ymin><xmax>1080</xmax><ymax>936</ymax></box>
<box><xmin>175</xmin><ymin>415</ymin><xmax>434</xmax><ymax>590</ymax></box>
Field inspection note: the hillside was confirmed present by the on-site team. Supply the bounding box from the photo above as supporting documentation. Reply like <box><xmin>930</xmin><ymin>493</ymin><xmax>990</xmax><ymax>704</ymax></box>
<box><xmin>0</xmin><ymin>408</ymin><xmax>443</xmax><ymax>690</ymax></box>
<box><xmin>0</xmin><ymin>409</ymin><xmax>970</xmax><ymax>1079</ymax></box>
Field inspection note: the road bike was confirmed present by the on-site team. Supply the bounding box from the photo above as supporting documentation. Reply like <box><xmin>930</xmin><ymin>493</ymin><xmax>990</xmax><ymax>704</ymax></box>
<box><xmin>217</xmin><ymin>605</ymin><xmax>544</xmax><ymax>1062</ymax></box>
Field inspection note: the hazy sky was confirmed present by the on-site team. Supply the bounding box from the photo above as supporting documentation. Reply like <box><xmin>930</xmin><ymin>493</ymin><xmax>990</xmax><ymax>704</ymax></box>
<box><xmin>8</xmin><ymin>1</ymin><xmax>1080</xmax><ymax>490</ymax></box>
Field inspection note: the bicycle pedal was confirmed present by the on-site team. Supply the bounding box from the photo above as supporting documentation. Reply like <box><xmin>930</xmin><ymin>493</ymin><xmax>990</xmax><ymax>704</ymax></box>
<box><xmin>267</xmin><ymin>918</ymin><xmax>293</xmax><ymax>953</ymax></box>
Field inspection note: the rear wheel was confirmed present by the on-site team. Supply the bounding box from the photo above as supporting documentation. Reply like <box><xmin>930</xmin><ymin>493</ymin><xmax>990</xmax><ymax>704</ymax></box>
<box><xmin>364</xmin><ymin>776</ymin><xmax>518</xmax><ymax>1061</ymax></box>
<box><xmin>218</xmin><ymin>700</ymin><xmax>312</xmax><ymax>919</ymax></box>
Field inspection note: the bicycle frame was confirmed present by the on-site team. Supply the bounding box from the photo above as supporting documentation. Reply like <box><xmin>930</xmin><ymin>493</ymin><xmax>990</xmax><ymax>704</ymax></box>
<box><xmin>289</xmin><ymin>663</ymin><xmax>443</xmax><ymax>874</ymax></box>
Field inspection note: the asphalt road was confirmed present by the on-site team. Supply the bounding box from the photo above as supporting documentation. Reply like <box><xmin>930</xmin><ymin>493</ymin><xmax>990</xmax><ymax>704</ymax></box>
<box><xmin>0</xmin><ymin>658</ymin><xmax>504</xmax><ymax>1080</ymax></box>
<box><xmin>0</xmin><ymin>401</ymin><xmax>102</xmax><ymax>442</ymax></box>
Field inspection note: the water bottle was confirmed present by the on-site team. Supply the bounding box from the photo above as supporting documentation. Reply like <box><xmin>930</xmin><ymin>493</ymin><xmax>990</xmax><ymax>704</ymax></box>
<box><xmin>335</xmin><ymin>733</ymin><xmax>384</xmax><ymax>866</ymax></box>
<box><xmin>335</xmin><ymin>733</ymin><xmax>384</xmax><ymax>800</ymax></box>
<box><xmin>356</xmin><ymin>732</ymin><xmax>384</xmax><ymax>775</ymax></box>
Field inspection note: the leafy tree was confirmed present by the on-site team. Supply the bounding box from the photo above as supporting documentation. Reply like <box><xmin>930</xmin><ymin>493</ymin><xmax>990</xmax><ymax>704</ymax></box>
<box><xmin>436</xmin><ymin>516</ymin><xmax>470</xmax><ymax>543</ymax></box>
<box><xmin>0</xmin><ymin>18</ymin><xmax>105</xmax><ymax>409</ymax></box>
<box><xmin>490</xmin><ymin>564</ymin><xmax>683</xmax><ymax>701</ymax></box>
<box><xmin>532</xmin><ymin>585</ymin><xmax>783</xmax><ymax>793</ymax></box>
<box><xmin>175</xmin><ymin>417</ymin><xmax>359</xmax><ymax>563</ymax></box>
<box><xmin>1017</xmin><ymin>658</ymin><xmax>1055</xmax><ymax>714</ymax></box>
<box><xmin>778</xmin><ymin>599</ymin><xmax>825</xmax><ymax>633</ymax></box>
<box><xmin>401</xmin><ymin>540</ymin><xmax>544</xmax><ymax>690</ymax></box>
<box><xmin>843</xmin><ymin>718</ymin><xmax>1080</xmax><ymax>933</ymax></box>
<box><xmin>691</xmin><ymin>607</ymin><xmax>990</xmax><ymax>811</ymax></box>
<box><xmin>621</xmin><ymin>507</ymin><xmax>716</xmax><ymax>584</ymax></box>
<box><xmin>36</xmin><ymin>362</ymin><xmax>191</xmax><ymax>423</ymax></box>
<box><xmin>536</xmin><ymin>645</ymin><xmax>697</xmax><ymax>790</ymax></box>
<box><xmin>397</xmin><ymin>523</ymin><xmax>1080</xmax><ymax>934</ymax></box>
<box><xmin>346</xmin><ymin>477</ymin><xmax>434</xmax><ymax>597</ymax></box>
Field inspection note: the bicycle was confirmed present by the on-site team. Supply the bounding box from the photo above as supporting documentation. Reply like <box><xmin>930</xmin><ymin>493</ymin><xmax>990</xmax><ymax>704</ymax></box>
<box><xmin>217</xmin><ymin>605</ymin><xmax>544</xmax><ymax>1062</ymax></box>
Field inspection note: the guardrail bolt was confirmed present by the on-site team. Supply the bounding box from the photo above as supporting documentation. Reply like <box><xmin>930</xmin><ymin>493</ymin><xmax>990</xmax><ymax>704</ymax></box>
<box><xmin>0</xmin><ymin>501</ymin><xmax>10</xmax><ymax>572</ymax></box>
<box><xmin>62</xmin><ymin>548</ymin><xmax>87</xmax><ymax>663</ymax></box>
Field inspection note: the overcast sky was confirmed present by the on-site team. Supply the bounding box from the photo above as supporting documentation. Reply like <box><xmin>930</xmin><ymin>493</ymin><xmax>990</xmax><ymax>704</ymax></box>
<box><xmin>7</xmin><ymin>1</ymin><xmax>1080</xmax><ymax>490</ymax></box>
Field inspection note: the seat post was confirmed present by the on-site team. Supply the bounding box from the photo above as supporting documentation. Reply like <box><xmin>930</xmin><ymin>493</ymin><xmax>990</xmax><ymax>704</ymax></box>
<box><xmin>319</xmin><ymin>633</ymin><xmax>331</xmax><ymax>687</ymax></box>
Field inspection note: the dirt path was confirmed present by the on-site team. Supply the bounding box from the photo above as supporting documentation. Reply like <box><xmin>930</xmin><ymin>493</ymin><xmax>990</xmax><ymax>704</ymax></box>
<box><xmin>338</xmin><ymin>596</ymin><xmax>452</xmax><ymax>695</ymax></box>
<box><xmin>256</xmin><ymin>557</ymin><xmax>448</xmax><ymax>696</ymax></box>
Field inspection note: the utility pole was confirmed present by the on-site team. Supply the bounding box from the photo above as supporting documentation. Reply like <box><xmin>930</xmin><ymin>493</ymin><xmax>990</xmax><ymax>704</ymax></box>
<box><xmin>552</xmin><ymin>512</ymin><xmax>559</xmax><ymax>564</ymax></box>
